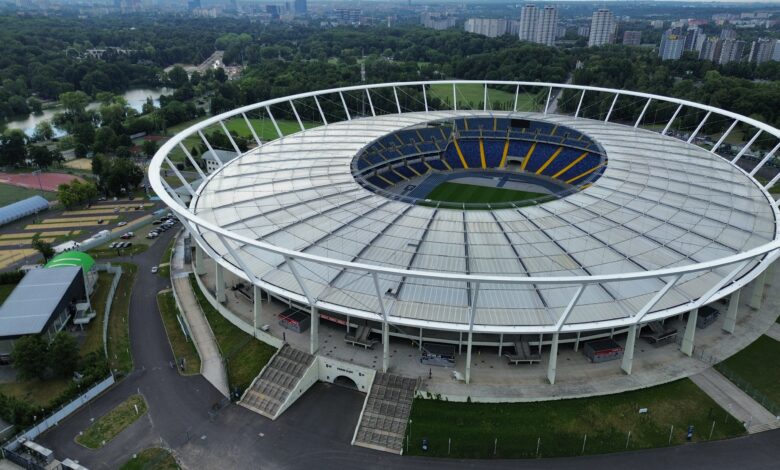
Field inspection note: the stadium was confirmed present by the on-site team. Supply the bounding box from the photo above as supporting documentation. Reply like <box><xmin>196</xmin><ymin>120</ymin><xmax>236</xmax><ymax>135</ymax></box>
<box><xmin>149</xmin><ymin>81</ymin><xmax>780</xmax><ymax>419</ymax></box>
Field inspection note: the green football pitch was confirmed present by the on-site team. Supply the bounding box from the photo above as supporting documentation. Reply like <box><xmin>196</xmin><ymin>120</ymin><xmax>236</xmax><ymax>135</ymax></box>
<box><xmin>424</xmin><ymin>181</ymin><xmax>546</xmax><ymax>205</ymax></box>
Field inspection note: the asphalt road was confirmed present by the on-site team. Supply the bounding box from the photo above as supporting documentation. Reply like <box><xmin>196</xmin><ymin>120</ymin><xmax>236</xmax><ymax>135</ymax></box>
<box><xmin>37</xmin><ymin>228</ymin><xmax>780</xmax><ymax>470</ymax></box>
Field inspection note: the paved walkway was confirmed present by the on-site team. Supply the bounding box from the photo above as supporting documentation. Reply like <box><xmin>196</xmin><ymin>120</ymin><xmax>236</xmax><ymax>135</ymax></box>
<box><xmin>171</xmin><ymin>234</ymin><xmax>229</xmax><ymax>398</ymax></box>
<box><xmin>766</xmin><ymin>323</ymin><xmax>780</xmax><ymax>342</ymax></box>
<box><xmin>690</xmin><ymin>367</ymin><xmax>779</xmax><ymax>434</ymax></box>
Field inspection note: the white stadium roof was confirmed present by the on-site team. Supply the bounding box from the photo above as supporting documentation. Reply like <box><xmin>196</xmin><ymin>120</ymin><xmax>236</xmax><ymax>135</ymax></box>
<box><xmin>189</xmin><ymin>110</ymin><xmax>777</xmax><ymax>331</ymax></box>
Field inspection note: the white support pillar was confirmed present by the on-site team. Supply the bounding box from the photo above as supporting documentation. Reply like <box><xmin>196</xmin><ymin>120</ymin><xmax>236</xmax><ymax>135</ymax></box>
<box><xmin>465</xmin><ymin>330</ymin><xmax>473</xmax><ymax>384</ymax></box>
<box><xmin>422</xmin><ymin>85</ymin><xmax>428</xmax><ymax>113</ymax></box>
<box><xmin>723</xmin><ymin>289</ymin><xmax>740</xmax><ymax>334</ymax></box>
<box><xmin>498</xmin><ymin>333</ymin><xmax>503</xmax><ymax>356</ymax></box>
<box><xmin>215</xmin><ymin>262</ymin><xmax>226</xmax><ymax>303</ymax></box>
<box><xmin>543</xmin><ymin>87</ymin><xmax>552</xmax><ymax>115</ymax></box>
<box><xmin>289</xmin><ymin>101</ymin><xmax>305</xmax><ymax>132</ymax></box>
<box><xmin>513</xmin><ymin>84</ymin><xmax>520</xmax><ymax>112</ymax></box>
<box><xmin>418</xmin><ymin>328</ymin><xmax>423</xmax><ymax>351</ymax></box>
<box><xmin>662</xmin><ymin>104</ymin><xmax>683</xmax><ymax>135</ymax></box>
<box><xmin>313</xmin><ymin>95</ymin><xmax>327</xmax><ymax>125</ymax></box>
<box><xmin>712</xmin><ymin>120</ymin><xmax>738</xmax><ymax>154</ymax></box>
<box><xmin>339</xmin><ymin>92</ymin><xmax>352</xmax><ymax>121</ymax></box>
<box><xmin>365</xmin><ymin>89</ymin><xmax>376</xmax><ymax>117</ymax></box>
<box><xmin>687</xmin><ymin>111</ymin><xmax>711</xmax><ymax>143</ymax></box>
<box><xmin>198</xmin><ymin>130</ymin><xmax>221</xmax><ymax>169</ymax></box>
<box><xmin>574</xmin><ymin>90</ymin><xmax>585</xmax><ymax>118</ymax></box>
<box><xmin>574</xmin><ymin>331</ymin><xmax>581</xmax><ymax>352</ymax></box>
<box><xmin>749</xmin><ymin>141</ymin><xmax>780</xmax><ymax>177</ymax></box>
<box><xmin>219</xmin><ymin>121</ymin><xmax>242</xmax><ymax>154</ymax></box>
<box><xmin>732</xmin><ymin>130</ymin><xmax>762</xmax><ymax>164</ymax></box>
<box><xmin>393</xmin><ymin>87</ymin><xmax>402</xmax><ymax>114</ymax></box>
<box><xmin>547</xmin><ymin>333</ymin><xmax>559</xmax><ymax>385</ymax></box>
<box><xmin>382</xmin><ymin>321</ymin><xmax>389</xmax><ymax>373</ymax></box>
<box><xmin>604</xmin><ymin>93</ymin><xmax>619</xmax><ymax>122</ymax></box>
<box><xmin>253</xmin><ymin>285</ymin><xmax>263</xmax><ymax>332</ymax></box>
<box><xmin>635</xmin><ymin>98</ymin><xmax>652</xmax><ymax>128</ymax></box>
<box><xmin>241</xmin><ymin>113</ymin><xmax>263</xmax><ymax>147</ymax></box>
<box><xmin>265</xmin><ymin>106</ymin><xmax>283</xmax><ymax>139</ymax></box>
<box><xmin>458</xmin><ymin>332</ymin><xmax>462</xmax><ymax>354</ymax></box>
<box><xmin>194</xmin><ymin>245</ymin><xmax>206</xmax><ymax>275</ymax></box>
<box><xmin>452</xmin><ymin>83</ymin><xmax>457</xmax><ymax>111</ymax></box>
<box><xmin>621</xmin><ymin>324</ymin><xmax>638</xmax><ymax>375</ymax></box>
<box><xmin>483</xmin><ymin>83</ymin><xmax>488</xmax><ymax>111</ymax></box>
<box><xmin>310</xmin><ymin>306</ymin><xmax>319</xmax><ymax>354</ymax></box>
<box><xmin>681</xmin><ymin>309</ymin><xmax>698</xmax><ymax>357</ymax></box>
<box><xmin>748</xmin><ymin>270</ymin><xmax>767</xmax><ymax>309</ymax></box>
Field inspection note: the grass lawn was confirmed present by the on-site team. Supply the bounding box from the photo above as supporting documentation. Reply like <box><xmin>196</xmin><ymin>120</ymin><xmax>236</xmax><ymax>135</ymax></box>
<box><xmin>157</xmin><ymin>291</ymin><xmax>201</xmax><ymax>375</ymax></box>
<box><xmin>0</xmin><ymin>183</ymin><xmax>56</xmax><ymax>206</ymax></box>
<box><xmin>80</xmin><ymin>272</ymin><xmax>114</xmax><ymax>357</ymax></box>
<box><xmin>107</xmin><ymin>263</ymin><xmax>138</xmax><ymax>375</ymax></box>
<box><xmin>425</xmin><ymin>182</ymin><xmax>546</xmax><ymax>205</ymax></box>
<box><xmin>428</xmin><ymin>84</ymin><xmax>538</xmax><ymax>112</ymax></box>
<box><xmin>716</xmin><ymin>335</ymin><xmax>780</xmax><ymax>414</ymax></box>
<box><xmin>223</xmin><ymin>117</ymin><xmax>315</xmax><ymax>141</ymax></box>
<box><xmin>406</xmin><ymin>379</ymin><xmax>744</xmax><ymax>459</ymax></box>
<box><xmin>76</xmin><ymin>394</ymin><xmax>148</xmax><ymax>449</ymax></box>
<box><xmin>120</xmin><ymin>448</ymin><xmax>180</xmax><ymax>470</ymax></box>
<box><xmin>0</xmin><ymin>378</ymin><xmax>70</xmax><ymax>408</ymax></box>
<box><xmin>188</xmin><ymin>274</ymin><xmax>276</xmax><ymax>393</ymax></box>
<box><xmin>0</xmin><ymin>283</ymin><xmax>16</xmax><ymax>303</ymax></box>
<box><xmin>88</xmin><ymin>243</ymin><xmax>149</xmax><ymax>259</ymax></box>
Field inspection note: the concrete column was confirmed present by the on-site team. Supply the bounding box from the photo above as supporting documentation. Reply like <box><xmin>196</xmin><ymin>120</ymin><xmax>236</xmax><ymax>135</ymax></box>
<box><xmin>574</xmin><ymin>332</ymin><xmax>581</xmax><ymax>352</ymax></box>
<box><xmin>748</xmin><ymin>270</ymin><xmax>767</xmax><ymax>310</ymax></box>
<box><xmin>621</xmin><ymin>324</ymin><xmax>637</xmax><ymax>375</ymax></box>
<box><xmin>215</xmin><ymin>262</ymin><xmax>226</xmax><ymax>303</ymax></box>
<box><xmin>194</xmin><ymin>245</ymin><xmax>206</xmax><ymax>275</ymax></box>
<box><xmin>681</xmin><ymin>309</ymin><xmax>698</xmax><ymax>357</ymax></box>
<box><xmin>458</xmin><ymin>332</ymin><xmax>462</xmax><ymax>354</ymax></box>
<box><xmin>382</xmin><ymin>321</ymin><xmax>389</xmax><ymax>373</ymax></box>
<box><xmin>498</xmin><ymin>333</ymin><xmax>503</xmax><ymax>356</ymax></box>
<box><xmin>465</xmin><ymin>331</ymin><xmax>473</xmax><ymax>384</ymax></box>
<box><xmin>547</xmin><ymin>333</ymin><xmax>559</xmax><ymax>385</ymax></box>
<box><xmin>418</xmin><ymin>328</ymin><xmax>423</xmax><ymax>351</ymax></box>
<box><xmin>253</xmin><ymin>285</ymin><xmax>262</xmax><ymax>331</ymax></box>
<box><xmin>723</xmin><ymin>289</ymin><xmax>740</xmax><ymax>334</ymax></box>
<box><xmin>309</xmin><ymin>306</ymin><xmax>319</xmax><ymax>354</ymax></box>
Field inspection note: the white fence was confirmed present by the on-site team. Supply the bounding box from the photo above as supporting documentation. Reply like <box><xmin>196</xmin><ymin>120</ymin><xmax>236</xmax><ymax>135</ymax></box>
<box><xmin>3</xmin><ymin>375</ymin><xmax>115</xmax><ymax>452</ymax></box>
<box><xmin>99</xmin><ymin>264</ymin><xmax>123</xmax><ymax>357</ymax></box>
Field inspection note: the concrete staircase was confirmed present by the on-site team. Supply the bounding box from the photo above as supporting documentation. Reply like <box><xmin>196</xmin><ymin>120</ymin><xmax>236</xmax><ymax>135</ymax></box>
<box><xmin>240</xmin><ymin>344</ymin><xmax>316</xmax><ymax>420</ymax></box>
<box><xmin>352</xmin><ymin>372</ymin><xmax>417</xmax><ymax>454</ymax></box>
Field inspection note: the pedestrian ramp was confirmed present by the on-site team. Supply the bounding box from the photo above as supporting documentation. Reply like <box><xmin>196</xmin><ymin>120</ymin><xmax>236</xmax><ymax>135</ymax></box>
<box><xmin>352</xmin><ymin>372</ymin><xmax>418</xmax><ymax>454</ymax></box>
<box><xmin>239</xmin><ymin>344</ymin><xmax>317</xmax><ymax>420</ymax></box>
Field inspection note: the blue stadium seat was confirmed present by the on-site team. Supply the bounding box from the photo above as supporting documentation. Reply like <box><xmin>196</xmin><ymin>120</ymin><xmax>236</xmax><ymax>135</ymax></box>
<box><xmin>523</xmin><ymin>143</ymin><xmax>557</xmax><ymax>173</ymax></box>
<box><xmin>555</xmin><ymin>154</ymin><xmax>602</xmax><ymax>182</ymax></box>
<box><xmin>456</xmin><ymin>139</ymin><xmax>482</xmax><ymax>168</ymax></box>
<box><xmin>366</xmin><ymin>175</ymin><xmax>389</xmax><ymax>189</ymax></box>
<box><xmin>395</xmin><ymin>166</ymin><xmax>416</xmax><ymax>179</ymax></box>
<box><xmin>379</xmin><ymin>169</ymin><xmax>403</xmax><ymax>184</ymax></box>
<box><xmin>442</xmin><ymin>145</ymin><xmax>464</xmax><ymax>169</ymax></box>
<box><xmin>483</xmin><ymin>140</ymin><xmax>505</xmax><ymax>167</ymax></box>
<box><xmin>409</xmin><ymin>161</ymin><xmax>428</xmax><ymax>175</ymax></box>
<box><xmin>427</xmin><ymin>159</ymin><xmax>448</xmax><ymax>171</ymax></box>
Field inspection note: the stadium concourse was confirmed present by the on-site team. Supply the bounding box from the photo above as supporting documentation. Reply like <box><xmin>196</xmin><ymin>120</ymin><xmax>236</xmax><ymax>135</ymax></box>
<box><xmin>150</xmin><ymin>81</ymin><xmax>780</xmax><ymax>410</ymax></box>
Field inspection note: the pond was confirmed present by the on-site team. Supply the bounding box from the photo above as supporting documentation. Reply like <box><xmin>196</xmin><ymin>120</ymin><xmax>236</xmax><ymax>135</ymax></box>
<box><xmin>4</xmin><ymin>87</ymin><xmax>172</xmax><ymax>138</ymax></box>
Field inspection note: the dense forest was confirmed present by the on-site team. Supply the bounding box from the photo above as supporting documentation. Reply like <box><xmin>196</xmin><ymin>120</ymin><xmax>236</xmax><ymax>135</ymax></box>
<box><xmin>0</xmin><ymin>15</ymin><xmax>779</xmax><ymax>176</ymax></box>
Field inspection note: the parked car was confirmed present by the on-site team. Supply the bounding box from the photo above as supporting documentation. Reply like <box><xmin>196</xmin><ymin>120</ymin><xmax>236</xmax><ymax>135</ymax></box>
<box><xmin>114</xmin><ymin>208</ymin><xmax>121</xmax><ymax>214</ymax></box>
<box><xmin>151</xmin><ymin>266</ymin><xmax>158</xmax><ymax>274</ymax></box>
<box><xmin>117</xmin><ymin>221</ymin><xmax>127</xmax><ymax>226</ymax></box>
<box><xmin>97</xmin><ymin>219</ymin><xmax>104</xmax><ymax>224</ymax></box>
<box><xmin>109</xmin><ymin>242</ymin><xmax>118</xmax><ymax>248</ymax></box>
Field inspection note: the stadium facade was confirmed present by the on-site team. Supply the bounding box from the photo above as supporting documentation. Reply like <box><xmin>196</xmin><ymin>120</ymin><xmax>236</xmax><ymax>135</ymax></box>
<box><xmin>150</xmin><ymin>81</ymin><xmax>780</xmax><ymax>387</ymax></box>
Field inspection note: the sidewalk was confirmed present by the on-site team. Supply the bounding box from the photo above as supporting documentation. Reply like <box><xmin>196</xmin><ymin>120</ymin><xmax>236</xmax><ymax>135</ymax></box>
<box><xmin>765</xmin><ymin>323</ymin><xmax>780</xmax><ymax>343</ymax></box>
<box><xmin>170</xmin><ymin>233</ymin><xmax>230</xmax><ymax>398</ymax></box>
<box><xmin>690</xmin><ymin>367</ymin><xmax>779</xmax><ymax>434</ymax></box>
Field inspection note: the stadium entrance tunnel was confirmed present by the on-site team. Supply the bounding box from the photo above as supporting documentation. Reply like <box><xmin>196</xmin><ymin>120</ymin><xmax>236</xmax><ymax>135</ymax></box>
<box><xmin>352</xmin><ymin>116</ymin><xmax>607</xmax><ymax>209</ymax></box>
<box><xmin>333</xmin><ymin>375</ymin><xmax>358</xmax><ymax>390</ymax></box>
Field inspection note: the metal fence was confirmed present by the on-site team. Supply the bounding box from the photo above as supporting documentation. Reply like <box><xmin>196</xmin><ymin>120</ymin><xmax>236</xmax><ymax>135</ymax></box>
<box><xmin>715</xmin><ymin>363</ymin><xmax>780</xmax><ymax>417</ymax></box>
<box><xmin>2</xmin><ymin>375</ymin><xmax>115</xmax><ymax>453</ymax></box>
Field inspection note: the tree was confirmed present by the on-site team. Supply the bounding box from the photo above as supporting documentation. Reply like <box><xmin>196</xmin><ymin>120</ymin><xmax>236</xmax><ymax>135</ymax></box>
<box><xmin>28</xmin><ymin>97</ymin><xmax>43</xmax><ymax>115</ymax></box>
<box><xmin>166</xmin><ymin>65</ymin><xmax>189</xmax><ymax>88</ymax></box>
<box><xmin>12</xmin><ymin>335</ymin><xmax>48</xmax><ymax>380</ymax></box>
<box><xmin>57</xmin><ymin>180</ymin><xmax>98</xmax><ymax>209</ymax></box>
<box><xmin>33</xmin><ymin>121</ymin><xmax>54</xmax><ymax>142</ymax></box>
<box><xmin>48</xmin><ymin>332</ymin><xmax>79</xmax><ymax>378</ymax></box>
<box><xmin>29</xmin><ymin>145</ymin><xmax>55</xmax><ymax>168</ymax></box>
<box><xmin>31</xmin><ymin>233</ymin><xmax>55</xmax><ymax>262</ymax></box>
<box><xmin>0</xmin><ymin>129</ymin><xmax>28</xmax><ymax>166</ymax></box>
<box><xmin>142</xmin><ymin>139</ymin><xmax>158</xmax><ymax>158</ymax></box>
<box><xmin>59</xmin><ymin>91</ymin><xmax>90</xmax><ymax>116</ymax></box>
<box><xmin>92</xmin><ymin>127</ymin><xmax>118</xmax><ymax>154</ymax></box>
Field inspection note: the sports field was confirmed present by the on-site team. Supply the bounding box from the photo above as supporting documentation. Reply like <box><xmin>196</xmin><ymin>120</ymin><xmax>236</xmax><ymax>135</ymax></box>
<box><xmin>425</xmin><ymin>181</ymin><xmax>546</xmax><ymax>205</ymax></box>
<box><xmin>428</xmin><ymin>84</ymin><xmax>539</xmax><ymax>111</ymax></box>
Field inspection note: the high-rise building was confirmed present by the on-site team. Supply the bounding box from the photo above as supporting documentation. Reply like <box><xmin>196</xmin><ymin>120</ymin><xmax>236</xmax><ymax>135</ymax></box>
<box><xmin>749</xmin><ymin>38</ymin><xmax>776</xmax><ymax>64</ymax></box>
<box><xmin>536</xmin><ymin>6</ymin><xmax>558</xmax><ymax>46</ymax></box>
<box><xmin>294</xmin><ymin>0</ymin><xmax>306</xmax><ymax>16</ymax></box>
<box><xmin>518</xmin><ymin>5</ymin><xmax>538</xmax><ymax>42</ymax></box>
<box><xmin>623</xmin><ymin>31</ymin><xmax>641</xmax><ymax>46</ymax></box>
<box><xmin>421</xmin><ymin>12</ymin><xmax>456</xmax><ymax>30</ymax></box>
<box><xmin>650</xmin><ymin>20</ymin><xmax>664</xmax><ymax>29</ymax></box>
<box><xmin>659</xmin><ymin>30</ymin><xmax>684</xmax><ymax>60</ymax></box>
<box><xmin>588</xmin><ymin>9</ymin><xmax>616</xmax><ymax>47</ymax></box>
<box><xmin>720</xmin><ymin>29</ymin><xmax>737</xmax><ymax>40</ymax></box>
<box><xmin>683</xmin><ymin>26</ymin><xmax>701</xmax><ymax>51</ymax></box>
<box><xmin>699</xmin><ymin>36</ymin><xmax>723</xmax><ymax>62</ymax></box>
<box><xmin>718</xmin><ymin>39</ymin><xmax>746</xmax><ymax>64</ymax></box>
<box><xmin>772</xmin><ymin>40</ymin><xmax>780</xmax><ymax>62</ymax></box>
<box><xmin>464</xmin><ymin>18</ymin><xmax>509</xmax><ymax>38</ymax></box>
<box><xmin>518</xmin><ymin>4</ymin><xmax>557</xmax><ymax>47</ymax></box>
